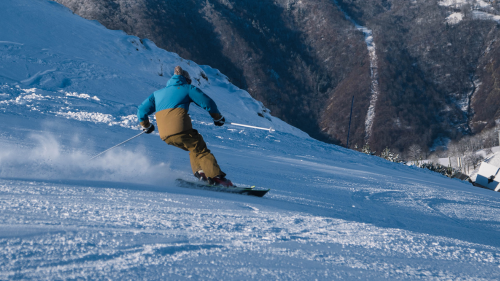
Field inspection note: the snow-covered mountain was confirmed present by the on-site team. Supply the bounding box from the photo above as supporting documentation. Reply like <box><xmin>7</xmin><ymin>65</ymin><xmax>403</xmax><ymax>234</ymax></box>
<box><xmin>1</xmin><ymin>0</ymin><xmax>500</xmax><ymax>279</ymax></box>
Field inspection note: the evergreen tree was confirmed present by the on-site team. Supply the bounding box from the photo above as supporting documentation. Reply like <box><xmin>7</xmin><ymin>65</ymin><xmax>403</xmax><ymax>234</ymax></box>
<box><xmin>362</xmin><ymin>143</ymin><xmax>375</xmax><ymax>155</ymax></box>
<box><xmin>380</xmin><ymin>147</ymin><xmax>401</xmax><ymax>163</ymax></box>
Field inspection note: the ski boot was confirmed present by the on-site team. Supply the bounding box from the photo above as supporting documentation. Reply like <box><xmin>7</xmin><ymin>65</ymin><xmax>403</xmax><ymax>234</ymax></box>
<box><xmin>208</xmin><ymin>175</ymin><xmax>234</xmax><ymax>187</ymax></box>
<box><xmin>194</xmin><ymin>170</ymin><xmax>208</xmax><ymax>182</ymax></box>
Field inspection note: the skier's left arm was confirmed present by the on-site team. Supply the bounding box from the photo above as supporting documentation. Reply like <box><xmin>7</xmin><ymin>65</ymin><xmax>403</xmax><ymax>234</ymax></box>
<box><xmin>188</xmin><ymin>86</ymin><xmax>224</xmax><ymax>125</ymax></box>
<box><xmin>137</xmin><ymin>93</ymin><xmax>156</xmax><ymax>128</ymax></box>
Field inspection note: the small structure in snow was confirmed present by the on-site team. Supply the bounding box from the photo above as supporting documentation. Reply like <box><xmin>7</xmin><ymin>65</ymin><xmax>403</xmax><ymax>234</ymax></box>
<box><xmin>474</xmin><ymin>162</ymin><xmax>500</xmax><ymax>191</ymax></box>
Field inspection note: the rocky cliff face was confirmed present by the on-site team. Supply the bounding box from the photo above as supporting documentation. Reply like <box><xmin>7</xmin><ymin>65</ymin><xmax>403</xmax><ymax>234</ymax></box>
<box><xmin>54</xmin><ymin>0</ymin><xmax>500</xmax><ymax>153</ymax></box>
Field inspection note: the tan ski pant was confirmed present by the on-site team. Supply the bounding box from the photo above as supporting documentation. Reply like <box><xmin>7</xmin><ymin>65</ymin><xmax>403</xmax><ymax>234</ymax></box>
<box><xmin>164</xmin><ymin>129</ymin><xmax>224</xmax><ymax>178</ymax></box>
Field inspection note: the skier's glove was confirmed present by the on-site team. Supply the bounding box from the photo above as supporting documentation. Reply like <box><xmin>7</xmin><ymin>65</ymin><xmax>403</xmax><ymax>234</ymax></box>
<box><xmin>143</xmin><ymin>123</ymin><xmax>155</xmax><ymax>134</ymax></box>
<box><xmin>214</xmin><ymin>116</ymin><xmax>225</xmax><ymax>127</ymax></box>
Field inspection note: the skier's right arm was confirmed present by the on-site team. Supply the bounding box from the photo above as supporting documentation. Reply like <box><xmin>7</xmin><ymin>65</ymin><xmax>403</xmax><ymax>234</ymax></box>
<box><xmin>137</xmin><ymin>93</ymin><xmax>156</xmax><ymax>128</ymax></box>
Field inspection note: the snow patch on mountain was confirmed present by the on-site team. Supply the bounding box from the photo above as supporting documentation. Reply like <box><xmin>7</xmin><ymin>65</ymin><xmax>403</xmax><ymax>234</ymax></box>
<box><xmin>439</xmin><ymin>0</ymin><xmax>468</xmax><ymax>8</ymax></box>
<box><xmin>439</xmin><ymin>0</ymin><xmax>500</xmax><ymax>24</ymax></box>
<box><xmin>473</xmin><ymin>10</ymin><xmax>500</xmax><ymax>22</ymax></box>
<box><xmin>446</xmin><ymin>12</ymin><xmax>464</xmax><ymax>24</ymax></box>
<box><xmin>439</xmin><ymin>0</ymin><xmax>492</xmax><ymax>8</ymax></box>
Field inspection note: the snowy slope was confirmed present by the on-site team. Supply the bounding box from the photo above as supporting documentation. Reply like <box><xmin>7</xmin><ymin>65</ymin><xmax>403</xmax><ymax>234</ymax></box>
<box><xmin>1</xmin><ymin>0</ymin><xmax>500</xmax><ymax>279</ymax></box>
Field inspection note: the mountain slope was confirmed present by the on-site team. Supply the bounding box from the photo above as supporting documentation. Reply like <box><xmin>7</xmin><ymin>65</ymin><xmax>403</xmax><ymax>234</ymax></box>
<box><xmin>1</xmin><ymin>0</ymin><xmax>500</xmax><ymax>279</ymax></box>
<box><xmin>53</xmin><ymin>0</ymin><xmax>500</xmax><ymax>154</ymax></box>
<box><xmin>53</xmin><ymin>0</ymin><xmax>372</xmax><ymax>147</ymax></box>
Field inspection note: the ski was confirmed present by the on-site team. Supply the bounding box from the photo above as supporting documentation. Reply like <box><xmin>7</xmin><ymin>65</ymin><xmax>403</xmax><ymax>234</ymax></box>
<box><xmin>175</xmin><ymin>178</ymin><xmax>270</xmax><ymax>197</ymax></box>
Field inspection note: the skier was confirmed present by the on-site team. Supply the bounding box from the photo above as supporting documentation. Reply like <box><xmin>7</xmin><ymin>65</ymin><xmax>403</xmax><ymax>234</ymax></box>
<box><xmin>137</xmin><ymin>66</ymin><xmax>233</xmax><ymax>187</ymax></box>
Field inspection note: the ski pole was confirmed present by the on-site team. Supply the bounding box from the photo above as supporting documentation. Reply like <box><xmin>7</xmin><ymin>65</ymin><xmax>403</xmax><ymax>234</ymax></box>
<box><xmin>90</xmin><ymin>130</ymin><xmax>146</xmax><ymax>160</ymax></box>
<box><xmin>226</xmin><ymin>122</ymin><xmax>275</xmax><ymax>132</ymax></box>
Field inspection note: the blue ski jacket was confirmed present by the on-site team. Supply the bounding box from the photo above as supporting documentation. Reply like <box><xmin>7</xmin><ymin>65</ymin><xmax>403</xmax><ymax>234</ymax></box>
<box><xmin>137</xmin><ymin>75</ymin><xmax>221</xmax><ymax>139</ymax></box>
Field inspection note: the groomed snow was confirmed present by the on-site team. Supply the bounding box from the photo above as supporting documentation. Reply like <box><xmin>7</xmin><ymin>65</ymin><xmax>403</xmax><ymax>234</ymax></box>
<box><xmin>1</xmin><ymin>0</ymin><xmax>500</xmax><ymax>279</ymax></box>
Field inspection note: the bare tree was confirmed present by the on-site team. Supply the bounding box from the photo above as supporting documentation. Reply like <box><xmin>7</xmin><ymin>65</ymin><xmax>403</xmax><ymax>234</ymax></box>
<box><xmin>429</xmin><ymin>153</ymin><xmax>440</xmax><ymax>165</ymax></box>
<box><xmin>470</xmin><ymin>136</ymin><xmax>482</xmax><ymax>152</ymax></box>
<box><xmin>408</xmin><ymin>144</ymin><xmax>422</xmax><ymax>163</ymax></box>
<box><xmin>447</xmin><ymin>142</ymin><xmax>459</xmax><ymax>157</ymax></box>
<box><xmin>482</xmin><ymin>129</ymin><xmax>498</xmax><ymax>148</ymax></box>
<box><xmin>457</xmin><ymin>136</ymin><xmax>470</xmax><ymax>155</ymax></box>
<box><xmin>464</xmin><ymin>151</ymin><xmax>484</xmax><ymax>171</ymax></box>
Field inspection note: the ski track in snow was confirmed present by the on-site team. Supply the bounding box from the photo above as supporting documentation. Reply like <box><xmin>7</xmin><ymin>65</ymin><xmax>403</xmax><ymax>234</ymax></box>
<box><xmin>1</xmin><ymin>179</ymin><xmax>500</xmax><ymax>280</ymax></box>
<box><xmin>1</xmin><ymin>0</ymin><xmax>500</xmax><ymax>279</ymax></box>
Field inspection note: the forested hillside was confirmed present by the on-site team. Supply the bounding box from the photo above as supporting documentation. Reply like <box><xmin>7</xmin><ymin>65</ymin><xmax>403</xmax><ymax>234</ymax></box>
<box><xmin>336</xmin><ymin>0</ymin><xmax>500</xmax><ymax>152</ymax></box>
